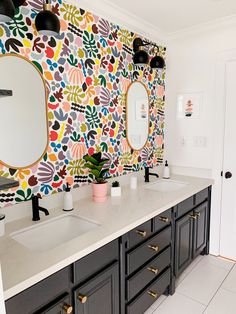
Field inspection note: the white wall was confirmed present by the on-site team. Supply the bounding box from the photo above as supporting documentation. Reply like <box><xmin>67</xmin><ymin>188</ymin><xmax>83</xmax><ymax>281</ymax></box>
<box><xmin>165</xmin><ymin>22</ymin><xmax>236</xmax><ymax>255</ymax></box>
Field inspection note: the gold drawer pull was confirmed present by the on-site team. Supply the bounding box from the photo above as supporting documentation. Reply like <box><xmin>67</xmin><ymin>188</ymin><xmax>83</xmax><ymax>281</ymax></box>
<box><xmin>195</xmin><ymin>212</ymin><xmax>201</xmax><ymax>217</ymax></box>
<box><xmin>136</xmin><ymin>230</ymin><xmax>147</xmax><ymax>237</ymax></box>
<box><xmin>147</xmin><ymin>267</ymin><xmax>159</xmax><ymax>275</ymax></box>
<box><xmin>148</xmin><ymin>244</ymin><xmax>159</xmax><ymax>252</ymax></box>
<box><xmin>189</xmin><ymin>214</ymin><xmax>197</xmax><ymax>220</ymax></box>
<box><xmin>148</xmin><ymin>290</ymin><xmax>158</xmax><ymax>299</ymax></box>
<box><xmin>78</xmin><ymin>294</ymin><xmax>88</xmax><ymax>304</ymax></box>
<box><xmin>62</xmin><ymin>303</ymin><xmax>73</xmax><ymax>314</ymax></box>
<box><xmin>159</xmin><ymin>216</ymin><xmax>169</xmax><ymax>223</ymax></box>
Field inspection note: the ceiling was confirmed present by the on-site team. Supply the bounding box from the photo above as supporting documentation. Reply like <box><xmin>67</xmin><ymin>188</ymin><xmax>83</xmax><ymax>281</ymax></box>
<box><xmin>100</xmin><ymin>0</ymin><xmax>236</xmax><ymax>34</ymax></box>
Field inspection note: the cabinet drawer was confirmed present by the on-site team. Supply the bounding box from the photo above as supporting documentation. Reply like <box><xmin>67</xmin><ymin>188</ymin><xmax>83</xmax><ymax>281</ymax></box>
<box><xmin>127</xmin><ymin>247</ymin><xmax>171</xmax><ymax>301</ymax></box>
<box><xmin>154</xmin><ymin>208</ymin><xmax>172</xmax><ymax>233</ymax></box>
<box><xmin>73</xmin><ymin>240</ymin><xmax>119</xmax><ymax>284</ymax></box>
<box><xmin>127</xmin><ymin>227</ymin><xmax>171</xmax><ymax>275</ymax></box>
<box><xmin>126</xmin><ymin>268</ymin><xmax>171</xmax><ymax>314</ymax></box>
<box><xmin>6</xmin><ymin>267</ymin><xmax>70</xmax><ymax>314</ymax></box>
<box><xmin>176</xmin><ymin>196</ymin><xmax>194</xmax><ymax>219</ymax></box>
<box><xmin>127</xmin><ymin>220</ymin><xmax>152</xmax><ymax>250</ymax></box>
<box><xmin>195</xmin><ymin>188</ymin><xmax>208</xmax><ymax>206</ymax></box>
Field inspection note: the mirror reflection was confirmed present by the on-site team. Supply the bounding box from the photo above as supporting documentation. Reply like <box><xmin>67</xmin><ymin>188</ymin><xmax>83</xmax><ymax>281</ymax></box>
<box><xmin>126</xmin><ymin>81</ymin><xmax>149</xmax><ymax>150</ymax></box>
<box><xmin>0</xmin><ymin>54</ymin><xmax>48</xmax><ymax>169</ymax></box>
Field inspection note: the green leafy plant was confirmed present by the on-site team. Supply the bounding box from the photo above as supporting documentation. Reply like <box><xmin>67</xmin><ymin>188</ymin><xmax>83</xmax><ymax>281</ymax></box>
<box><xmin>84</xmin><ymin>152</ymin><xmax>110</xmax><ymax>184</ymax></box>
<box><xmin>112</xmin><ymin>181</ymin><xmax>120</xmax><ymax>187</ymax></box>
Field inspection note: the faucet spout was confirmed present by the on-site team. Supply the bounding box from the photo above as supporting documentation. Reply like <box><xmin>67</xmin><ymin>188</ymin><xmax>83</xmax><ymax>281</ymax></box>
<box><xmin>39</xmin><ymin>206</ymin><xmax>49</xmax><ymax>216</ymax></box>
<box><xmin>144</xmin><ymin>167</ymin><xmax>159</xmax><ymax>182</ymax></box>
<box><xmin>32</xmin><ymin>194</ymin><xmax>49</xmax><ymax>221</ymax></box>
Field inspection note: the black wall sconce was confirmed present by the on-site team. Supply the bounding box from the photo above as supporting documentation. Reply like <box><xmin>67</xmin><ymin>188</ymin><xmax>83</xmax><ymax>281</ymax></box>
<box><xmin>0</xmin><ymin>0</ymin><xmax>60</xmax><ymax>36</ymax></box>
<box><xmin>0</xmin><ymin>0</ymin><xmax>25</xmax><ymax>23</ymax></box>
<box><xmin>133</xmin><ymin>37</ymin><xmax>165</xmax><ymax>69</ymax></box>
<box><xmin>35</xmin><ymin>0</ymin><xmax>60</xmax><ymax>36</ymax></box>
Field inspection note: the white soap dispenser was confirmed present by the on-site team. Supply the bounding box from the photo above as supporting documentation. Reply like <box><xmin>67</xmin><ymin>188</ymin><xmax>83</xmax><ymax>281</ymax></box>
<box><xmin>63</xmin><ymin>183</ymin><xmax>74</xmax><ymax>211</ymax></box>
<box><xmin>163</xmin><ymin>160</ymin><xmax>170</xmax><ymax>179</ymax></box>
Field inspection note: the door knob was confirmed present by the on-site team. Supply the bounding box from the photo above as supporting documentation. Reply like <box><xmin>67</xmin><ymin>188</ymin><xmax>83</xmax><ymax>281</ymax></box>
<box><xmin>225</xmin><ymin>171</ymin><xmax>232</xmax><ymax>179</ymax></box>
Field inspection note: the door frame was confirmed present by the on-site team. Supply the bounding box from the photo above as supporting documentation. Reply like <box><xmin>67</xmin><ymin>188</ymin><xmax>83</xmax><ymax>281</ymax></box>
<box><xmin>212</xmin><ymin>49</ymin><xmax>236</xmax><ymax>256</ymax></box>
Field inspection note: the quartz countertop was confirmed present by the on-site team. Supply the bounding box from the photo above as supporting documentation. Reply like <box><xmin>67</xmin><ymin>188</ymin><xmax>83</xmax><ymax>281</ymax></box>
<box><xmin>0</xmin><ymin>173</ymin><xmax>213</xmax><ymax>300</ymax></box>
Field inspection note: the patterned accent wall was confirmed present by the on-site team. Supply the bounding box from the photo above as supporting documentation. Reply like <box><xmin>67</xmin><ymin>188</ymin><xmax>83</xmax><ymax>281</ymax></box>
<box><xmin>0</xmin><ymin>1</ymin><xmax>166</xmax><ymax>206</ymax></box>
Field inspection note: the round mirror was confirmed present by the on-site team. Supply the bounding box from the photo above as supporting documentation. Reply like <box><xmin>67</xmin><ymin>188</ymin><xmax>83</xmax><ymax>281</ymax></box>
<box><xmin>126</xmin><ymin>81</ymin><xmax>149</xmax><ymax>150</ymax></box>
<box><xmin>0</xmin><ymin>54</ymin><xmax>48</xmax><ymax>169</ymax></box>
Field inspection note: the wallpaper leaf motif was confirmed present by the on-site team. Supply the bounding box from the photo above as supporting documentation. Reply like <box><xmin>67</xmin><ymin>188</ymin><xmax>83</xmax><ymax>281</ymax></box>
<box><xmin>0</xmin><ymin>0</ymin><xmax>166</xmax><ymax>207</ymax></box>
<box><xmin>61</xmin><ymin>4</ymin><xmax>83</xmax><ymax>26</ymax></box>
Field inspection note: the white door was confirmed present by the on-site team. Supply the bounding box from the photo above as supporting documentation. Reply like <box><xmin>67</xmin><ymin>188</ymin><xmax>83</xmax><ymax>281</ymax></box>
<box><xmin>0</xmin><ymin>264</ymin><xmax>6</xmax><ymax>314</ymax></box>
<box><xmin>220</xmin><ymin>59</ymin><xmax>236</xmax><ymax>261</ymax></box>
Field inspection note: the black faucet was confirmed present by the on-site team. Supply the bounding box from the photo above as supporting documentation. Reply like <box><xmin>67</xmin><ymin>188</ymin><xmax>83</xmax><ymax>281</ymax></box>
<box><xmin>32</xmin><ymin>194</ymin><xmax>49</xmax><ymax>221</ymax></box>
<box><xmin>144</xmin><ymin>167</ymin><xmax>159</xmax><ymax>182</ymax></box>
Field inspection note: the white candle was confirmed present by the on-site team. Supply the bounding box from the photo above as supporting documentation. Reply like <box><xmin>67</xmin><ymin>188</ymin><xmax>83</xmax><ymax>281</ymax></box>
<box><xmin>130</xmin><ymin>176</ymin><xmax>138</xmax><ymax>190</ymax></box>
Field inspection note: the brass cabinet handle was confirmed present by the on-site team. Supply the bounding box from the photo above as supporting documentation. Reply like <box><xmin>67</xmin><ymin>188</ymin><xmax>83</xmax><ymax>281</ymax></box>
<box><xmin>195</xmin><ymin>212</ymin><xmax>201</xmax><ymax>217</ymax></box>
<box><xmin>62</xmin><ymin>303</ymin><xmax>73</xmax><ymax>314</ymax></box>
<box><xmin>78</xmin><ymin>294</ymin><xmax>88</xmax><ymax>304</ymax></box>
<box><xmin>189</xmin><ymin>214</ymin><xmax>197</xmax><ymax>220</ymax></box>
<box><xmin>148</xmin><ymin>244</ymin><xmax>159</xmax><ymax>252</ymax></box>
<box><xmin>136</xmin><ymin>230</ymin><xmax>147</xmax><ymax>237</ymax></box>
<box><xmin>147</xmin><ymin>267</ymin><xmax>159</xmax><ymax>275</ymax></box>
<box><xmin>148</xmin><ymin>290</ymin><xmax>158</xmax><ymax>299</ymax></box>
<box><xmin>158</xmin><ymin>216</ymin><xmax>169</xmax><ymax>223</ymax></box>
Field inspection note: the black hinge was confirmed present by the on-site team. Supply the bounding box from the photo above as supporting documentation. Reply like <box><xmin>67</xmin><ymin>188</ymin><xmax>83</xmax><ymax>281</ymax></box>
<box><xmin>221</xmin><ymin>171</ymin><xmax>223</xmax><ymax>177</ymax></box>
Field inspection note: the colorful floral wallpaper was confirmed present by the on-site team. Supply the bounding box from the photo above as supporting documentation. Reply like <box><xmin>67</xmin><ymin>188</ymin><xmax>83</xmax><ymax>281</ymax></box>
<box><xmin>0</xmin><ymin>0</ymin><xmax>166</xmax><ymax>206</ymax></box>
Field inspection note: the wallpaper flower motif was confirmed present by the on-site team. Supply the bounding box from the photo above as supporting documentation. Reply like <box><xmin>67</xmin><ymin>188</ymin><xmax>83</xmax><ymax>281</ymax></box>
<box><xmin>0</xmin><ymin>1</ymin><xmax>166</xmax><ymax>206</ymax></box>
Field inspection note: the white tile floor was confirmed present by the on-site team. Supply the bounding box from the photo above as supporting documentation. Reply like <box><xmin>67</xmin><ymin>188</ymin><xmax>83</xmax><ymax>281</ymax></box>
<box><xmin>145</xmin><ymin>255</ymin><xmax>236</xmax><ymax>314</ymax></box>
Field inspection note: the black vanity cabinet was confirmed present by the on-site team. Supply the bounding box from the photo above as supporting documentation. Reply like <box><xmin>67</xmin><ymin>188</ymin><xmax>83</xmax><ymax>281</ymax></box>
<box><xmin>5</xmin><ymin>186</ymin><xmax>212</xmax><ymax>314</ymax></box>
<box><xmin>174</xmin><ymin>188</ymin><xmax>210</xmax><ymax>277</ymax></box>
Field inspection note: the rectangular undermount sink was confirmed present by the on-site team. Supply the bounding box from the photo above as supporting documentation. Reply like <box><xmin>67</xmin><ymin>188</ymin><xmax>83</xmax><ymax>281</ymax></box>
<box><xmin>11</xmin><ymin>215</ymin><xmax>99</xmax><ymax>252</ymax></box>
<box><xmin>145</xmin><ymin>179</ymin><xmax>188</xmax><ymax>192</ymax></box>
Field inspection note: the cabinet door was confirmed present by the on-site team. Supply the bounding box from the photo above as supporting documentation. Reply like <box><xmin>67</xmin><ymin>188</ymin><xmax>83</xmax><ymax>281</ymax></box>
<box><xmin>74</xmin><ymin>262</ymin><xmax>119</xmax><ymax>314</ymax></box>
<box><xmin>193</xmin><ymin>201</ymin><xmax>208</xmax><ymax>258</ymax></box>
<box><xmin>175</xmin><ymin>212</ymin><xmax>193</xmax><ymax>277</ymax></box>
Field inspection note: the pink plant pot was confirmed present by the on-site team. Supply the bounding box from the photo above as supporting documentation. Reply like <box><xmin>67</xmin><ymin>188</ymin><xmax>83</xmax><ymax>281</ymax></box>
<box><xmin>92</xmin><ymin>182</ymin><xmax>108</xmax><ymax>203</ymax></box>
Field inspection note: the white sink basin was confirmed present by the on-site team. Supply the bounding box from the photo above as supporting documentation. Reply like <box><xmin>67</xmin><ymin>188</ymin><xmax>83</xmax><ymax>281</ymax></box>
<box><xmin>145</xmin><ymin>179</ymin><xmax>188</xmax><ymax>192</ymax></box>
<box><xmin>11</xmin><ymin>214</ymin><xmax>99</xmax><ymax>252</ymax></box>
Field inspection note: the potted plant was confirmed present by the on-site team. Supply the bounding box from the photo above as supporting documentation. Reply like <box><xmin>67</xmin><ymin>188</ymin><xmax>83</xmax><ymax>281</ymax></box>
<box><xmin>111</xmin><ymin>181</ymin><xmax>121</xmax><ymax>197</ymax></box>
<box><xmin>84</xmin><ymin>152</ymin><xmax>110</xmax><ymax>203</ymax></box>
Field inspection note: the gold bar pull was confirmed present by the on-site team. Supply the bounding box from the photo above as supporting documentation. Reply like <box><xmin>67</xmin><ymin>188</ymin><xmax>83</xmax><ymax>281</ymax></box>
<box><xmin>78</xmin><ymin>294</ymin><xmax>88</xmax><ymax>304</ymax></box>
<box><xmin>159</xmin><ymin>216</ymin><xmax>169</xmax><ymax>223</ymax></box>
<box><xmin>62</xmin><ymin>303</ymin><xmax>73</xmax><ymax>314</ymax></box>
<box><xmin>189</xmin><ymin>214</ymin><xmax>197</xmax><ymax>220</ymax></box>
<box><xmin>148</xmin><ymin>290</ymin><xmax>158</xmax><ymax>299</ymax></box>
<box><xmin>148</xmin><ymin>244</ymin><xmax>159</xmax><ymax>252</ymax></box>
<box><xmin>136</xmin><ymin>230</ymin><xmax>147</xmax><ymax>237</ymax></box>
<box><xmin>147</xmin><ymin>267</ymin><xmax>159</xmax><ymax>275</ymax></box>
<box><xmin>195</xmin><ymin>212</ymin><xmax>201</xmax><ymax>217</ymax></box>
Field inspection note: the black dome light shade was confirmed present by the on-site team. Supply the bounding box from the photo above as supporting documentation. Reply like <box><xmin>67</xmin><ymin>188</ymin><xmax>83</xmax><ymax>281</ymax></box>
<box><xmin>35</xmin><ymin>0</ymin><xmax>60</xmax><ymax>36</ymax></box>
<box><xmin>150</xmin><ymin>55</ymin><xmax>165</xmax><ymax>69</ymax></box>
<box><xmin>12</xmin><ymin>0</ymin><xmax>25</xmax><ymax>8</ymax></box>
<box><xmin>133</xmin><ymin>49</ymin><xmax>149</xmax><ymax>66</ymax></box>
<box><xmin>0</xmin><ymin>0</ymin><xmax>15</xmax><ymax>23</ymax></box>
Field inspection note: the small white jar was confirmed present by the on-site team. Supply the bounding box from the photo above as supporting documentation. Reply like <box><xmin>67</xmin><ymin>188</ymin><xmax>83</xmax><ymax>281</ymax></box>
<box><xmin>0</xmin><ymin>214</ymin><xmax>5</xmax><ymax>237</ymax></box>
<box><xmin>111</xmin><ymin>186</ymin><xmax>121</xmax><ymax>197</ymax></box>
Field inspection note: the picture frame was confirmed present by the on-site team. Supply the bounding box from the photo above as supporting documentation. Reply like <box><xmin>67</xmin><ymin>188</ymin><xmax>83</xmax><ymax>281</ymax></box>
<box><xmin>177</xmin><ymin>92</ymin><xmax>203</xmax><ymax>119</ymax></box>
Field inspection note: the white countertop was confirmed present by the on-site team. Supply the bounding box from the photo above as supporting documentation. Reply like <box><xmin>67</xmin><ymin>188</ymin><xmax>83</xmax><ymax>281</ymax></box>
<box><xmin>0</xmin><ymin>174</ymin><xmax>213</xmax><ymax>300</ymax></box>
